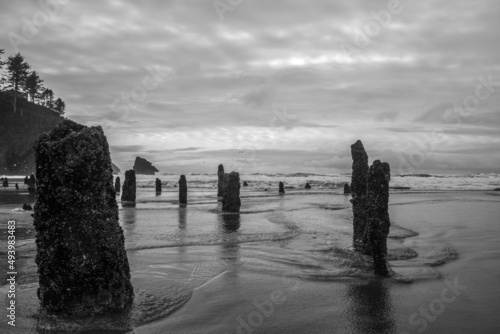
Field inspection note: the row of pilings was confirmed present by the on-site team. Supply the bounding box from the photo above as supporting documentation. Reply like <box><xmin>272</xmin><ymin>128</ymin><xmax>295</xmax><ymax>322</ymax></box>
<box><xmin>30</xmin><ymin>119</ymin><xmax>393</xmax><ymax>320</ymax></box>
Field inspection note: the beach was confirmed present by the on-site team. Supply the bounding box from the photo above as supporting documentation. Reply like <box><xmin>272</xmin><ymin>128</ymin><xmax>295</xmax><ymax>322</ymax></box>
<box><xmin>1</xmin><ymin>174</ymin><xmax>500</xmax><ymax>333</ymax></box>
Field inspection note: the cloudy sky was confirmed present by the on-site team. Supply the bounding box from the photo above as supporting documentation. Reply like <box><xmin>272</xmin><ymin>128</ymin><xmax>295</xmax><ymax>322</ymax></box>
<box><xmin>1</xmin><ymin>0</ymin><xmax>499</xmax><ymax>174</ymax></box>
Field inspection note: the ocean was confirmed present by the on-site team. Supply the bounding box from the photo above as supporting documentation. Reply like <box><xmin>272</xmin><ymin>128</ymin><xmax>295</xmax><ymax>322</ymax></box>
<box><xmin>1</xmin><ymin>173</ymin><xmax>500</xmax><ymax>333</ymax></box>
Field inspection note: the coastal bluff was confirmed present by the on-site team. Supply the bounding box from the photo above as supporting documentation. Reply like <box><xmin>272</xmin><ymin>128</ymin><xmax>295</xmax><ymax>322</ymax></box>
<box><xmin>133</xmin><ymin>156</ymin><xmax>159</xmax><ymax>175</ymax></box>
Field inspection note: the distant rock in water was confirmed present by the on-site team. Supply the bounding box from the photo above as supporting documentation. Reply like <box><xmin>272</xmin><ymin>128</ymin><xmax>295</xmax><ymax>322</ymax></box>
<box><xmin>115</xmin><ymin>176</ymin><xmax>121</xmax><ymax>193</ymax></box>
<box><xmin>243</xmin><ymin>181</ymin><xmax>248</xmax><ymax>187</ymax></box>
<box><xmin>22</xmin><ymin>203</ymin><xmax>32</xmax><ymax>211</ymax></box>
<box><xmin>156</xmin><ymin>178</ymin><xmax>162</xmax><ymax>193</ymax></box>
<box><xmin>111</xmin><ymin>162</ymin><xmax>121</xmax><ymax>175</ymax></box>
<box><xmin>305</xmin><ymin>183</ymin><xmax>311</xmax><ymax>189</ymax></box>
<box><xmin>28</xmin><ymin>174</ymin><xmax>36</xmax><ymax>194</ymax></box>
<box><xmin>133</xmin><ymin>156</ymin><xmax>159</xmax><ymax>175</ymax></box>
<box><xmin>222</xmin><ymin>172</ymin><xmax>241</xmax><ymax>212</ymax></box>
<box><xmin>179</xmin><ymin>175</ymin><xmax>187</xmax><ymax>205</ymax></box>
<box><xmin>15</xmin><ymin>183</ymin><xmax>19</xmax><ymax>190</ymax></box>
<box><xmin>350</xmin><ymin>140</ymin><xmax>369</xmax><ymax>252</ymax></box>
<box><xmin>494</xmin><ymin>188</ymin><xmax>500</xmax><ymax>191</ymax></box>
<box><xmin>365</xmin><ymin>160</ymin><xmax>391</xmax><ymax>277</ymax></box>
<box><xmin>121</xmin><ymin>170</ymin><xmax>136</xmax><ymax>202</ymax></box>
<box><xmin>344</xmin><ymin>183</ymin><xmax>351</xmax><ymax>195</ymax></box>
<box><xmin>2</xmin><ymin>177</ymin><xmax>8</xmax><ymax>187</ymax></box>
<box><xmin>279</xmin><ymin>181</ymin><xmax>285</xmax><ymax>194</ymax></box>
<box><xmin>217</xmin><ymin>164</ymin><xmax>224</xmax><ymax>197</ymax></box>
<box><xmin>24</xmin><ymin>176</ymin><xmax>28</xmax><ymax>184</ymax></box>
<box><xmin>33</xmin><ymin>119</ymin><xmax>134</xmax><ymax>315</ymax></box>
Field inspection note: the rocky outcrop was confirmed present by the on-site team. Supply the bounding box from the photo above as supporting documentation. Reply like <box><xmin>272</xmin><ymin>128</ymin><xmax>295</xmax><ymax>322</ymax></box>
<box><xmin>133</xmin><ymin>156</ymin><xmax>159</xmax><ymax>175</ymax></box>
<box><xmin>279</xmin><ymin>181</ymin><xmax>285</xmax><ymax>194</ymax></box>
<box><xmin>365</xmin><ymin>160</ymin><xmax>391</xmax><ymax>276</ymax></box>
<box><xmin>115</xmin><ymin>176</ymin><xmax>121</xmax><ymax>193</ymax></box>
<box><xmin>28</xmin><ymin>174</ymin><xmax>36</xmax><ymax>194</ymax></box>
<box><xmin>112</xmin><ymin>162</ymin><xmax>121</xmax><ymax>175</ymax></box>
<box><xmin>344</xmin><ymin>183</ymin><xmax>351</xmax><ymax>195</ymax></box>
<box><xmin>179</xmin><ymin>175</ymin><xmax>187</xmax><ymax>205</ymax></box>
<box><xmin>222</xmin><ymin>172</ymin><xmax>241</xmax><ymax>212</ymax></box>
<box><xmin>33</xmin><ymin>119</ymin><xmax>133</xmax><ymax>315</ymax></box>
<box><xmin>156</xmin><ymin>178</ymin><xmax>162</xmax><ymax>193</ymax></box>
<box><xmin>217</xmin><ymin>164</ymin><xmax>224</xmax><ymax>197</ymax></box>
<box><xmin>350</xmin><ymin>140</ymin><xmax>369</xmax><ymax>252</ymax></box>
<box><xmin>305</xmin><ymin>183</ymin><xmax>311</xmax><ymax>189</ymax></box>
<box><xmin>121</xmin><ymin>170</ymin><xmax>136</xmax><ymax>202</ymax></box>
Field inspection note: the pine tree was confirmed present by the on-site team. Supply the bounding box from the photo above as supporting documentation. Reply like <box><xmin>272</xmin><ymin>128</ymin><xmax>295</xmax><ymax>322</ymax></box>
<box><xmin>54</xmin><ymin>98</ymin><xmax>65</xmax><ymax>115</ymax></box>
<box><xmin>6</xmin><ymin>53</ymin><xmax>30</xmax><ymax>113</ymax></box>
<box><xmin>25</xmin><ymin>71</ymin><xmax>44</xmax><ymax>103</ymax></box>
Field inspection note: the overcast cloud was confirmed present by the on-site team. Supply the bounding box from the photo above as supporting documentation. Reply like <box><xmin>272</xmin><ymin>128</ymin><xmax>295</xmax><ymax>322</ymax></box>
<box><xmin>1</xmin><ymin>0</ymin><xmax>499</xmax><ymax>174</ymax></box>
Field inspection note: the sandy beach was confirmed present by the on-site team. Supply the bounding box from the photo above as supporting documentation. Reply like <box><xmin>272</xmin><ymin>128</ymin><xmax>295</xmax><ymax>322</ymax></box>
<box><xmin>1</xmin><ymin>177</ymin><xmax>500</xmax><ymax>333</ymax></box>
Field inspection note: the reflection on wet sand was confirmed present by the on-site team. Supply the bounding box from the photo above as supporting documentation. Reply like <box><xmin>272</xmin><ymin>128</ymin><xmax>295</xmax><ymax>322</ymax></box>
<box><xmin>218</xmin><ymin>213</ymin><xmax>241</xmax><ymax>276</ymax></box>
<box><xmin>346</xmin><ymin>279</ymin><xmax>395</xmax><ymax>334</ymax></box>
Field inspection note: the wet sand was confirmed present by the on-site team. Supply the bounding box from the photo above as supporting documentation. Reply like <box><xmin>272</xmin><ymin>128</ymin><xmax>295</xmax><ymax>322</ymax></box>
<box><xmin>1</xmin><ymin>188</ymin><xmax>500</xmax><ymax>333</ymax></box>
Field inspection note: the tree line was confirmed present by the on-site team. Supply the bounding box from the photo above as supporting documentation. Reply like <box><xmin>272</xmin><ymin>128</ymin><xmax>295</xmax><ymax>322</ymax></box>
<box><xmin>0</xmin><ymin>49</ymin><xmax>65</xmax><ymax>115</ymax></box>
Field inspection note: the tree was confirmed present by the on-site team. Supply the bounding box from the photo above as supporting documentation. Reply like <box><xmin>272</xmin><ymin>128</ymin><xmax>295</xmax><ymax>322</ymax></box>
<box><xmin>25</xmin><ymin>71</ymin><xmax>44</xmax><ymax>103</ymax></box>
<box><xmin>54</xmin><ymin>98</ymin><xmax>65</xmax><ymax>115</ymax></box>
<box><xmin>6</xmin><ymin>53</ymin><xmax>30</xmax><ymax>113</ymax></box>
<box><xmin>46</xmin><ymin>89</ymin><xmax>54</xmax><ymax>109</ymax></box>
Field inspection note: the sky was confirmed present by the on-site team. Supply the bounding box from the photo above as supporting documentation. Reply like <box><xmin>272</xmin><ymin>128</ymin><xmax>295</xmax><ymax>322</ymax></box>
<box><xmin>1</xmin><ymin>0</ymin><xmax>499</xmax><ymax>174</ymax></box>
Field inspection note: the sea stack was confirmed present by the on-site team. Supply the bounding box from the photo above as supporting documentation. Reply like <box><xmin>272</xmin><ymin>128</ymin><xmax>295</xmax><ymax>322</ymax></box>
<box><xmin>156</xmin><ymin>178</ymin><xmax>162</xmax><ymax>193</ymax></box>
<box><xmin>115</xmin><ymin>176</ymin><xmax>121</xmax><ymax>193</ymax></box>
<box><xmin>350</xmin><ymin>140</ymin><xmax>369</xmax><ymax>252</ymax></box>
<box><xmin>133</xmin><ymin>156</ymin><xmax>159</xmax><ymax>175</ymax></box>
<box><xmin>344</xmin><ymin>183</ymin><xmax>351</xmax><ymax>195</ymax></box>
<box><xmin>121</xmin><ymin>170</ymin><xmax>136</xmax><ymax>202</ymax></box>
<box><xmin>2</xmin><ymin>177</ymin><xmax>8</xmax><ymax>187</ymax></box>
<box><xmin>279</xmin><ymin>181</ymin><xmax>285</xmax><ymax>194</ymax></box>
<box><xmin>28</xmin><ymin>174</ymin><xmax>36</xmax><ymax>194</ymax></box>
<box><xmin>222</xmin><ymin>172</ymin><xmax>241</xmax><ymax>212</ymax></box>
<box><xmin>217</xmin><ymin>164</ymin><xmax>224</xmax><ymax>198</ymax></box>
<box><xmin>305</xmin><ymin>182</ymin><xmax>311</xmax><ymax>189</ymax></box>
<box><xmin>365</xmin><ymin>160</ymin><xmax>391</xmax><ymax>276</ymax></box>
<box><xmin>33</xmin><ymin>119</ymin><xmax>134</xmax><ymax>315</ymax></box>
<box><xmin>179</xmin><ymin>175</ymin><xmax>187</xmax><ymax>205</ymax></box>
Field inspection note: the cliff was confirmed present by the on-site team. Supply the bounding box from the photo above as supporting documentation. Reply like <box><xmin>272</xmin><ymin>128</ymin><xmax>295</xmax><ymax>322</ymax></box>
<box><xmin>133</xmin><ymin>156</ymin><xmax>159</xmax><ymax>175</ymax></box>
<box><xmin>0</xmin><ymin>91</ymin><xmax>63</xmax><ymax>174</ymax></box>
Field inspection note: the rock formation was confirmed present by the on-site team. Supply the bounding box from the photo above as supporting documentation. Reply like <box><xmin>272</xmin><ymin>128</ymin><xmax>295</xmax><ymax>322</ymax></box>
<box><xmin>243</xmin><ymin>181</ymin><xmax>248</xmax><ymax>187</ymax></box>
<box><xmin>344</xmin><ymin>183</ymin><xmax>351</xmax><ymax>195</ymax></box>
<box><xmin>28</xmin><ymin>174</ymin><xmax>36</xmax><ymax>194</ymax></box>
<box><xmin>365</xmin><ymin>160</ymin><xmax>391</xmax><ymax>276</ymax></box>
<box><xmin>350</xmin><ymin>140</ymin><xmax>369</xmax><ymax>252</ymax></box>
<box><xmin>33</xmin><ymin>119</ymin><xmax>134</xmax><ymax>315</ymax></box>
<box><xmin>133</xmin><ymin>156</ymin><xmax>159</xmax><ymax>175</ymax></box>
<box><xmin>222</xmin><ymin>172</ymin><xmax>241</xmax><ymax>212</ymax></box>
<box><xmin>156</xmin><ymin>178</ymin><xmax>162</xmax><ymax>193</ymax></box>
<box><xmin>305</xmin><ymin>183</ymin><xmax>311</xmax><ymax>189</ymax></box>
<box><xmin>121</xmin><ymin>170</ymin><xmax>136</xmax><ymax>202</ymax></box>
<box><xmin>217</xmin><ymin>164</ymin><xmax>224</xmax><ymax>197</ymax></box>
<box><xmin>115</xmin><ymin>176</ymin><xmax>121</xmax><ymax>193</ymax></box>
<box><xmin>179</xmin><ymin>175</ymin><xmax>187</xmax><ymax>205</ymax></box>
<box><xmin>111</xmin><ymin>162</ymin><xmax>121</xmax><ymax>174</ymax></box>
<box><xmin>279</xmin><ymin>181</ymin><xmax>285</xmax><ymax>194</ymax></box>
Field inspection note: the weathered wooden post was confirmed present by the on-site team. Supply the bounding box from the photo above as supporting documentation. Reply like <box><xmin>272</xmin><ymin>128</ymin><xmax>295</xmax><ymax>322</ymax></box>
<box><xmin>156</xmin><ymin>178</ymin><xmax>162</xmax><ymax>193</ymax></box>
<box><xmin>279</xmin><ymin>181</ymin><xmax>285</xmax><ymax>194</ymax></box>
<box><xmin>222</xmin><ymin>172</ymin><xmax>241</xmax><ymax>212</ymax></box>
<box><xmin>121</xmin><ymin>170</ymin><xmax>136</xmax><ymax>202</ymax></box>
<box><xmin>350</xmin><ymin>140</ymin><xmax>369</xmax><ymax>252</ymax></box>
<box><xmin>217</xmin><ymin>164</ymin><xmax>224</xmax><ymax>198</ymax></box>
<box><xmin>115</xmin><ymin>176</ymin><xmax>121</xmax><ymax>193</ymax></box>
<box><xmin>179</xmin><ymin>175</ymin><xmax>187</xmax><ymax>205</ymax></box>
<box><xmin>33</xmin><ymin>119</ymin><xmax>134</xmax><ymax>315</ymax></box>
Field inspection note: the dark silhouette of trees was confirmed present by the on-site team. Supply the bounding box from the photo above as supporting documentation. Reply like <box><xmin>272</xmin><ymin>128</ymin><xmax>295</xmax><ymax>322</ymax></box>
<box><xmin>0</xmin><ymin>51</ymin><xmax>66</xmax><ymax>115</ymax></box>
<box><xmin>5</xmin><ymin>53</ymin><xmax>30</xmax><ymax>113</ymax></box>
<box><xmin>25</xmin><ymin>71</ymin><xmax>44</xmax><ymax>103</ymax></box>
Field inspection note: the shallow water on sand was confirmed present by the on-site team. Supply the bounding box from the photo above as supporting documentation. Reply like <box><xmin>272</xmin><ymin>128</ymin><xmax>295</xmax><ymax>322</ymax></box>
<box><xmin>2</xmin><ymin>188</ymin><xmax>500</xmax><ymax>333</ymax></box>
